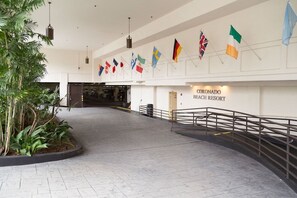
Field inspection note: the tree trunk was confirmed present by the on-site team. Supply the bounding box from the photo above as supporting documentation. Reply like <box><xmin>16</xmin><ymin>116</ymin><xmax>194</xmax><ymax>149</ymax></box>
<box><xmin>18</xmin><ymin>76</ymin><xmax>24</xmax><ymax>132</ymax></box>
<box><xmin>3</xmin><ymin>99</ymin><xmax>14</xmax><ymax>156</ymax></box>
<box><xmin>28</xmin><ymin>105</ymin><xmax>38</xmax><ymax>135</ymax></box>
<box><xmin>19</xmin><ymin>105</ymin><xmax>24</xmax><ymax>131</ymax></box>
<box><xmin>0</xmin><ymin>119</ymin><xmax>4</xmax><ymax>154</ymax></box>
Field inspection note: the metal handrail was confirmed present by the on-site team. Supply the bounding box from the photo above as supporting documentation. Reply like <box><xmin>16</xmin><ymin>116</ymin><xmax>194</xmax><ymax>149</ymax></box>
<box><xmin>170</xmin><ymin>107</ymin><xmax>297</xmax><ymax>187</ymax></box>
<box><xmin>138</xmin><ymin>105</ymin><xmax>297</xmax><ymax>187</ymax></box>
<box><xmin>139</xmin><ymin>105</ymin><xmax>171</xmax><ymax>120</ymax></box>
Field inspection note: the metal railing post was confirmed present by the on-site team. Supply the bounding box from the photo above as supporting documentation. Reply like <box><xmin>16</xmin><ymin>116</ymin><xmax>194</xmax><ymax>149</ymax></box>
<box><xmin>206</xmin><ymin>108</ymin><xmax>208</xmax><ymax>135</ymax></box>
<box><xmin>215</xmin><ymin>114</ymin><xmax>218</xmax><ymax>130</ymax></box>
<box><xmin>232</xmin><ymin>112</ymin><xmax>235</xmax><ymax>142</ymax></box>
<box><xmin>246</xmin><ymin>116</ymin><xmax>248</xmax><ymax>132</ymax></box>
<box><xmin>258</xmin><ymin>118</ymin><xmax>262</xmax><ymax>157</ymax></box>
<box><xmin>286</xmin><ymin>120</ymin><xmax>291</xmax><ymax>179</ymax></box>
<box><xmin>174</xmin><ymin>110</ymin><xmax>176</xmax><ymax>122</ymax></box>
<box><xmin>164</xmin><ymin>106</ymin><xmax>297</xmax><ymax>184</ymax></box>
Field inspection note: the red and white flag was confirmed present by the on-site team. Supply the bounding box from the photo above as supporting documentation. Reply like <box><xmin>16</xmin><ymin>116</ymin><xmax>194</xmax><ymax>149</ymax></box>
<box><xmin>136</xmin><ymin>65</ymin><xmax>143</xmax><ymax>73</ymax></box>
<box><xmin>105</xmin><ymin>61</ymin><xmax>111</xmax><ymax>74</ymax></box>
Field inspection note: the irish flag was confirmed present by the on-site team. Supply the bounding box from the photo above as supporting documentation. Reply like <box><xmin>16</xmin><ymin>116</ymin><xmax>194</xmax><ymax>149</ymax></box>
<box><xmin>226</xmin><ymin>25</ymin><xmax>242</xmax><ymax>59</ymax></box>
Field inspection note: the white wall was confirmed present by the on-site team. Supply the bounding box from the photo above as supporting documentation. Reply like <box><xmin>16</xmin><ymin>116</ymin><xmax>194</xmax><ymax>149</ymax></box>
<box><xmin>41</xmin><ymin>0</ymin><xmax>297</xmax><ymax>118</ymax></box>
<box><xmin>132</xmin><ymin>86</ymin><xmax>259</xmax><ymax>114</ymax></box>
<box><xmin>131</xmin><ymin>85</ymin><xmax>297</xmax><ymax>118</ymax></box>
<box><xmin>41</xmin><ymin>48</ymin><xmax>93</xmax><ymax>105</ymax></box>
<box><xmin>98</xmin><ymin>0</ymin><xmax>297</xmax><ymax>85</ymax></box>
<box><xmin>260</xmin><ymin>87</ymin><xmax>297</xmax><ymax>118</ymax></box>
<box><xmin>131</xmin><ymin>86</ymin><xmax>155</xmax><ymax>111</ymax></box>
<box><xmin>42</xmin><ymin>48</ymin><xmax>93</xmax><ymax>81</ymax></box>
<box><xmin>99</xmin><ymin>0</ymin><xmax>297</xmax><ymax>118</ymax></box>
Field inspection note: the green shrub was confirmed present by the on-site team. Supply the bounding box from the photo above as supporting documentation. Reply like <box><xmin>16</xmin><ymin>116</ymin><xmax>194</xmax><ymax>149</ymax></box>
<box><xmin>45</xmin><ymin>120</ymin><xmax>72</xmax><ymax>144</ymax></box>
<box><xmin>10</xmin><ymin>120</ymin><xmax>73</xmax><ymax>156</ymax></box>
<box><xmin>10</xmin><ymin>126</ymin><xmax>48</xmax><ymax>156</ymax></box>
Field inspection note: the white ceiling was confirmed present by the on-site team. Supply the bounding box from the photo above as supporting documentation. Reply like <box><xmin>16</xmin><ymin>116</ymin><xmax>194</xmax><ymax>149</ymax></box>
<box><xmin>31</xmin><ymin>0</ymin><xmax>192</xmax><ymax>51</ymax></box>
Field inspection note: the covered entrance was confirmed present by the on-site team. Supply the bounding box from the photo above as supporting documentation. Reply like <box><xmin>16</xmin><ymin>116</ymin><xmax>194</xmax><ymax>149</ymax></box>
<box><xmin>67</xmin><ymin>83</ymin><xmax>130</xmax><ymax>108</ymax></box>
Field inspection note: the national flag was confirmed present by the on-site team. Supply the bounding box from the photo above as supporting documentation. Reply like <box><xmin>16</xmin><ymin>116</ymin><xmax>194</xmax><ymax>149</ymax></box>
<box><xmin>112</xmin><ymin>66</ymin><xmax>116</xmax><ymax>73</ymax></box>
<box><xmin>131</xmin><ymin>53</ymin><xmax>137</xmax><ymax>70</ymax></box>
<box><xmin>105</xmin><ymin>61</ymin><xmax>111</xmax><ymax>74</ymax></box>
<box><xmin>282</xmin><ymin>2</ymin><xmax>297</xmax><ymax>46</ymax></box>
<box><xmin>136</xmin><ymin>65</ymin><xmax>143</xmax><ymax>73</ymax></box>
<box><xmin>137</xmin><ymin>54</ymin><xmax>146</xmax><ymax>65</ymax></box>
<box><xmin>120</xmin><ymin>62</ymin><xmax>124</xmax><ymax>67</ymax></box>
<box><xmin>199</xmin><ymin>31</ymin><xmax>208</xmax><ymax>59</ymax></box>
<box><xmin>113</xmin><ymin>58</ymin><xmax>118</xmax><ymax>66</ymax></box>
<box><xmin>98</xmin><ymin>66</ymin><xmax>104</xmax><ymax>76</ymax></box>
<box><xmin>226</xmin><ymin>25</ymin><xmax>242</xmax><ymax>59</ymax></box>
<box><xmin>152</xmin><ymin>47</ymin><xmax>161</xmax><ymax>68</ymax></box>
<box><xmin>172</xmin><ymin>39</ymin><xmax>182</xmax><ymax>62</ymax></box>
<box><xmin>104</xmin><ymin>65</ymin><xmax>109</xmax><ymax>74</ymax></box>
<box><xmin>105</xmin><ymin>61</ymin><xmax>111</xmax><ymax>68</ymax></box>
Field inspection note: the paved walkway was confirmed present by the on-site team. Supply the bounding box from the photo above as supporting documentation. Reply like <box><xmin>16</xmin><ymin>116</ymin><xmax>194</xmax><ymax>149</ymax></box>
<box><xmin>0</xmin><ymin>107</ymin><xmax>296</xmax><ymax>198</ymax></box>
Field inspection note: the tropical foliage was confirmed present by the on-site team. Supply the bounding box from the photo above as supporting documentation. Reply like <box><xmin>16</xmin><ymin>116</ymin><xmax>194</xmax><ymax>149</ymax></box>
<box><xmin>0</xmin><ymin>0</ymin><xmax>71</xmax><ymax>156</ymax></box>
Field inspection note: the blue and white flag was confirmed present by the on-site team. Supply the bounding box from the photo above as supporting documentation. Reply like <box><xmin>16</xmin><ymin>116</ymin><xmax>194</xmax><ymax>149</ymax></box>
<box><xmin>282</xmin><ymin>1</ymin><xmax>297</xmax><ymax>46</ymax></box>
<box><xmin>131</xmin><ymin>53</ymin><xmax>137</xmax><ymax>70</ymax></box>
<box><xmin>152</xmin><ymin>47</ymin><xmax>161</xmax><ymax>68</ymax></box>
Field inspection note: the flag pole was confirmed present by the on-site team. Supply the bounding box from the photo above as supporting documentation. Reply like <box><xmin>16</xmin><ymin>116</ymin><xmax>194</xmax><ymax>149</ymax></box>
<box><xmin>141</xmin><ymin>64</ymin><xmax>148</xmax><ymax>72</ymax></box>
<box><xmin>161</xmin><ymin>53</ymin><xmax>176</xmax><ymax>69</ymax></box>
<box><xmin>143</xmin><ymin>64</ymin><xmax>148</xmax><ymax>73</ymax></box>
<box><xmin>146</xmin><ymin>60</ymin><xmax>161</xmax><ymax>71</ymax></box>
<box><xmin>182</xmin><ymin>48</ymin><xmax>198</xmax><ymax>67</ymax></box>
<box><xmin>201</xmin><ymin>29</ymin><xmax>224</xmax><ymax>64</ymax></box>
<box><xmin>208</xmin><ymin>41</ymin><xmax>224</xmax><ymax>64</ymax></box>
<box><xmin>152</xmin><ymin>65</ymin><xmax>161</xmax><ymax>71</ymax></box>
<box><xmin>242</xmin><ymin>38</ymin><xmax>262</xmax><ymax>61</ymax></box>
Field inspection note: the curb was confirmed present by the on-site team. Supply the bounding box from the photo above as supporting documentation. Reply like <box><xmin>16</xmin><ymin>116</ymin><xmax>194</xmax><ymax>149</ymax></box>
<box><xmin>0</xmin><ymin>143</ymin><xmax>83</xmax><ymax>166</ymax></box>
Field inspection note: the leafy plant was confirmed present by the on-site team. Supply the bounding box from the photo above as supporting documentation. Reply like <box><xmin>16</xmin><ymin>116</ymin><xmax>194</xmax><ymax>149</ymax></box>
<box><xmin>45</xmin><ymin>120</ymin><xmax>72</xmax><ymax>144</ymax></box>
<box><xmin>0</xmin><ymin>0</ymin><xmax>72</xmax><ymax>156</ymax></box>
<box><xmin>10</xmin><ymin>125</ymin><xmax>48</xmax><ymax>156</ymax></box>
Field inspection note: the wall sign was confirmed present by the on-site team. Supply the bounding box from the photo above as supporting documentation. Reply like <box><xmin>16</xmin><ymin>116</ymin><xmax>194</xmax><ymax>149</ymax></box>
<box><xmin>193</xmin><ymin>88</ymin><xmax>226</xmax><ymax>101</ymax></box>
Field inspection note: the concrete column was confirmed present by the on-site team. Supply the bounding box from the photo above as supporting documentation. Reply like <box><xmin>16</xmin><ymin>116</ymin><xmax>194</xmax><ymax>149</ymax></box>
<box><xmin>60</xmin><ymin>73</ymin><xmax>69</xmax><ymax>106</ymax></box>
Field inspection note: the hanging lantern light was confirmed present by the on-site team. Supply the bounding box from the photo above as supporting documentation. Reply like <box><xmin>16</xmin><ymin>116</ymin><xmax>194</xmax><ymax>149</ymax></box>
<box><xmin>126</xmin><ymin>17</ymin><xmax>132</xmax><ymax>48</ymax></box>
<box><xmin>46</xmin><ymin>1</ymin><xmax>54</xmax><ymax>40</ymax></box>
<box><xmin>85</xmin><ymin>45</ymin><xmax>89</xmax><ymax>64</ymax></box>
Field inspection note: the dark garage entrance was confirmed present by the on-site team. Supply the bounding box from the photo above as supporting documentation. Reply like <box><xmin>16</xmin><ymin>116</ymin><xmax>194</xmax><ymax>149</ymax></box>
<box><xmin>68</xmin><ymin>83</ymin><xmax>130</xmax><ymax>108</ymax></box>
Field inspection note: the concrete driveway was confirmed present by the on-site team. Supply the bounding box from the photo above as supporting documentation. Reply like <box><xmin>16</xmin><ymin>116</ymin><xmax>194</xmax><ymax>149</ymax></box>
<box><xmin>0</xmin><ymin>107</ymin><xmax>295</xmax><ymax>198</ymax></box>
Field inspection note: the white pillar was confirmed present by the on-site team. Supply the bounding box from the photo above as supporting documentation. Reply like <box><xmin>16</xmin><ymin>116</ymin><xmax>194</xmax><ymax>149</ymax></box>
<box><xmin>60</xmin><ymin>73</ymin><xmax>69</xmax><ymax>106</ymax></box>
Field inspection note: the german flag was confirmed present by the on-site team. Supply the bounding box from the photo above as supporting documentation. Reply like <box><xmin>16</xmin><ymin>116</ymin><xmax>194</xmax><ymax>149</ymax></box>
<box><xmin>172</xmin><ymin>39</ymin><xmax>182</xmax><ymax>62</ymax></box>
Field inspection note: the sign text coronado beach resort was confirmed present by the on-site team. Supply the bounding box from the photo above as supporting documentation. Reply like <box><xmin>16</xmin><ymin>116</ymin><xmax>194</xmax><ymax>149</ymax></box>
<box><xmin>193</xmin><ymin>89</ymin><xmax>226</xmax><ymax>101</ymax></box>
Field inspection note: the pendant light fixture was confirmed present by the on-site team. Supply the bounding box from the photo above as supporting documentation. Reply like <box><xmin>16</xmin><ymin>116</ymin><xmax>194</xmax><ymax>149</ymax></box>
<box><xmin>85</xmin><ymin>45</ymin><xmax>89</xmax><ymax>64</ymax></box>
<box><xmin>126</xmin><ymin>17</ymin><xmax>132</xmax><ymax>48</ymax></box>
<box><xmin>46</xmin><ymin>1</ymin><xmax>54</xmax><ymax>40</ymax></box>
